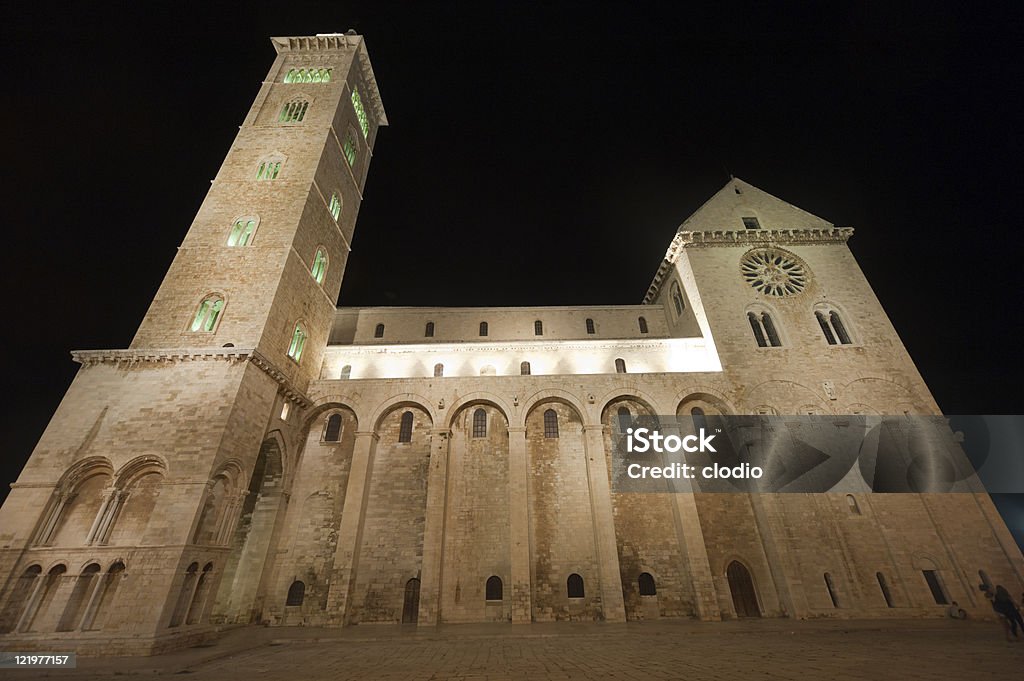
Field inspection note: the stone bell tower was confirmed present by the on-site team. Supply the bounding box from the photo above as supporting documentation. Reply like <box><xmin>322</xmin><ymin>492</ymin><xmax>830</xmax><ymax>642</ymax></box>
<box><xmin>0</xmin><ymin>33</ymin><xmax>386</xmax><ymax>654</ymax></box>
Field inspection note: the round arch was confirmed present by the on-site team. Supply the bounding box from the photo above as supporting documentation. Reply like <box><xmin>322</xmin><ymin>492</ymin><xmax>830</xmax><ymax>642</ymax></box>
<box><xmin>369</xmin><ymin>394</ymin><xmax>437</xmax><ymax>433</ymax></box>
<box><xmin>56</xmin><ymin>456</ymin><xmax>114</xmax><ymax>491</ymax></box>
<box><xmin>444</xmin><ymin>392</ymin><xmax>514</xmax><ymax>430</ymax></box>
<box><xmin>519</xmin><ymin>388</ymin><xmax>590</xmax><ymax>428</ymax></box>
<box><xmin>596</xmin><ymin>387</ymin><xmax>665</xmax><ymax>419</ymax></box>
<box><xmin>674</xmin><ymin>389</ymin><xmax>735</xmax><ymax>416</ymax></box>
<box><xmin>113</xmin><ymin>455</ymin><xmax>167</xmax><ymax>490</ymax></box>
<box><xmin>302</xmin><ymin>397</ymin><xmax>363</xmax><ymax>432</ymax></box>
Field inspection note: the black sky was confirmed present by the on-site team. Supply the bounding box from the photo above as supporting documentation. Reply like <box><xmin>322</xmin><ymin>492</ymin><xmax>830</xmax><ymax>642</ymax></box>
<box><xmin>1</xmin><ymin>2</ymin><xmax>1022</xmax><ymax>526</ymax></box>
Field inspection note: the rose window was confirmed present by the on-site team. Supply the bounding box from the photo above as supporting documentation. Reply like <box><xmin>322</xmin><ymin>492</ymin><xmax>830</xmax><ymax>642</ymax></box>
<box><xmin>740</xmin><ymin>249</ymin><xmax>807</xmax><ymax>296</ymax></box>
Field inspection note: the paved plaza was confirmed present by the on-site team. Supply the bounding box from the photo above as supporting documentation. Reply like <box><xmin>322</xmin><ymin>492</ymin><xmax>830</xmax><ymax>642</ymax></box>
<box><xmin>5</xmin><ymin>618</ymin><xmax>1024</xmax><ymax>681</ymax></box>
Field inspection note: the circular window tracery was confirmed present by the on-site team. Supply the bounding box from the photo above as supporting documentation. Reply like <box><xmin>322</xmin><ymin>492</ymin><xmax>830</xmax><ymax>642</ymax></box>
<box><xmin>740</xmin><ymin>249</ymin><xmax>808</xmax><ymax>296</ymax></box>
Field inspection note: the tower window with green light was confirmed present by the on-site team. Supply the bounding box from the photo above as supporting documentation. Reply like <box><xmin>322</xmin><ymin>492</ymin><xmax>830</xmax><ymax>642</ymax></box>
<box><xmin>351</xmin><ymin>88</ymin><xmax>369</xmax><ymax>138</ymax></box>
<box><xmin>279</xmin><ymin>100</ymin><xmax>309</xmax><ymax>123</ymax></box>
<box><xmin>190</xmin><ymin>295</ymin><xmax>224</xmax><ymax>332</ymax></box>
<box><xmin>256</xmin><ymin>160</ymin><xmax>281</xmax><ymax>180</ymax></box>
<box><xmin>329</xmin><ymin>193</ymin><xmax>341</xmax><ymax>221</ymax></box>
<box><xmin>288</xmin><ymin>324</ymin><xmax>308</xmax><ymax>362</ymax></box>
<box><xmin>227</xmin><ymin>218</ymin><xmax>257</xmax><ymax>247</ymax></box>
<box><xmin>283</xmin><ymin>68</ymin><xmax>332</xmax><ymax>83</ymax></box>
<box><xmin>343</xmin><ymin>134</ymin><xmax>357</xmax><ymax>167</ymax></box>
<box><xmin>311</xmin><ymin>247</ymin><xmax>328</xmax><ymax>284</ymax></box>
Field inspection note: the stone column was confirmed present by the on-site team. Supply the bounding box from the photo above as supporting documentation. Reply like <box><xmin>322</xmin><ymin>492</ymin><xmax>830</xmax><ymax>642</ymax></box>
<box><xmin>417</xmin><ymin>429</ymin><xmax>451</xmax><ymax>625</ymax></box>
<box><xmin>507</xmin><ymin>427</ymin><xmax>532</xmax><ymax>623</ymax></box>
<box><xmin>34</xmin><ymin>490</ymin><xmax>72</xmax><ymax>545</ymax></box>
<box><xmin>325</xmin><ymin>430</ymin><xmax>378</xmax><ymax>624</ymax></box>
<box><xmin>659</xmin><ymin>423</ymin><xmax>721</xmax><ymax>621</ymax></box>
<box><xmin>582</xmin><ymin>424</ymin><xmax>626</xmax><ymax>622</ymax></box>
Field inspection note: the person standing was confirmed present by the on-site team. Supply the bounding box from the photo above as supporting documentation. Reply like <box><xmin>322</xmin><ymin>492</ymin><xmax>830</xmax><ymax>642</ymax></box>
<box><xmin>992</xmin><ymin>585</ymin><xmax>1023</xmax><ymax>638</ymax></box>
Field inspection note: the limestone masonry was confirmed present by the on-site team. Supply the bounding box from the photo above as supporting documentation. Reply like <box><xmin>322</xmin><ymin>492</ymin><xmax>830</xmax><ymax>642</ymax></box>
<box><xmin>0</xmin><ymin>33</ymin><xmax>1020</xmax><ymax>655</ymax></box>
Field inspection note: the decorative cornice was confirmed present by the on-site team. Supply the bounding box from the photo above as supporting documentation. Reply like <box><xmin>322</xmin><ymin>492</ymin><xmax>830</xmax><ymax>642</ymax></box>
<box><xmin>271</xmin><ymin>34</ymin><xmax>358</xmax><ymax>54</ymax></box>
<box><xmin>248</xmin><ymin>350</ymin><xmax>313</xmax><ymax>408</ymax></box>
<box><xmin>71</xmin><ymin>347</ymin><xmax>312</xmax><ymax>409</ymax></box>
<box><xmin>643</xmin><ymin>228</ymin><xmax>854</xmax><ymax>304</ymax></box>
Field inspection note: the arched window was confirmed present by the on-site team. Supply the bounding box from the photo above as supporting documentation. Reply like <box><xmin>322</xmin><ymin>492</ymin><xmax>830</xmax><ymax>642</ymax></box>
<box><xmin>374</xmin><ymin>323</ymin><xmax>384</xmax><ymax>338</ymax></box>
<box><xmin>748</xmin><ymin>311</ymin><xmax>782</xmax><ymax>347</ymax></box>
<box><xmin>922</xmin><ymin>570</ymin><xmax>948</xmax><ymax>604</ymax></box>
<box><xmin>567</xmin><ymin>573</ymin><xmax>585</xmax><ymax>598</ymax></box>
<box><xmin>433</xmin><ymin>363</ymin><xmax>444</xmax><ymax>377</ymax></box>
<box><xmin>472</xmin><ymin>409</ymin><xmax>487</xmax><ymax>437</ymax></box>
<box><xmin>343</xmin><ymin>132</ymin><xmax>357</xmax><ymax>166</ymax></box>
<box><xmin>671</xmin><ymin>282</ymin><xmax>685</xmax><ymax>316</ymax></box>
<box><xmin>328</xmin><ymin>193</ymin><xmax>342</xmax><ymax>221</ymax></box>
<box><xmin>534</xmin><ymin>320</ymin><xmax>543</xmax><ymax>335</ymax></box>
<box><xmin>190</xmin><ymin>295</ymin><xmax>224</xmax><ymax>332</ymax></box>
<box><xmin>227</xmin><ymin>218</ymin><xmax>256</xmax><ymax>246</ymax></box>
<box><xmin>638</xmin><ymin>316</ymin><xmax>648</xmax><ymax>334</ymax></box>
<box><xmin>486</xmin><ymin>576</ymin><xmax>503</xmax><ymax>601</ymax></box>
<box><xmin>286</xmin><ymin>580</ymin><xmax>305</xmax><ymax>606</ymax></box>
<box><xmin>638</xmin><ymin>572</ymin><xmax>656</xmax><ymax>596</ymax></box>
<box><xmin>617</xmin><ymin>406</ymin><xmax>631</xmax><ymax>432</ymax></box>
<box><xmin>0</xmin><ymin>565</ymin><xmax>41</xmax><ymax>633</ymax></box>
<box><xmin>691</xmin><ymin>407</ymin><xmax>707</xmax><ymax>432</ymax></box>
<box><xmin>543</xmin><ymin>409</ymin><xmax>559</xmax><ymax>438</ymax></box>
<box><xmin>255</xmin><ymin>158</ymin><xmax>282</xmax><ymax>180</ymax></box>
<box><xmin>57</xmin><ymin>563</ymin><xmax>101</xmax><ymax>632</ymax></box>
<box><xmin>824</xmin><ymin>573</ymin><xmax>839</xmax><ymax>608</ymax></box>
<box><xmin>26</xmin><ymin>564</ymin><xmax>68</xmax><ymax>631</ymax></box>
<box><xmin>846</xmin><ymin>495</ymin><xmax>861</xmax><ymax>515</ymax></box>
<box><xmin>979</xmin><ymin>569</ymin><xmax>993</xmax><ymax>591</ymax></box>
<box><xmin>520</xmin><ymin>361</ymin><xmax>531</xmax><ymax>375</ymax></box>
<box><xmin>324</xmin><ymin>414</ymin><xmax>342</xmax><ymax>442</ymax></box>
<box><xmin>479</xmin><ymin>321</ymin><xmax>488</xmax><ymax>337</ymax></box>
<box><xmin>816</xmin><ymin>307</ymin><xmax>853</xmax><ymax>345</ymax></box>
<box><xmin>398</xmin><ymin>411</ymin><xmax>414</xmax><ymax>443</ymax></box>
<box><xmin>586</xmin><ymin>318</ymin><xmax>595</xmax><ymax>334</ymax></box>
<box><xmin>424</xmin><ymin>321</ymin><xmax>435</xmax><ymax>337</ymax></box>
<box><xmin>278</xmin><ymin>99</ymin><xmax>309</xmax><ymax>123</ymax></box>
<box><xmin>287</xmin><ymin>324</ymin><xmax>307</xmax><ymax>361</ymax></box>
<box><xmin>311</xmin><ymin>247</ymin><xmax>328</xmax><ymax>284</ymax></box>
<box><xmin>351</xmin><ymin>88</ymin><xmax>370</xmax><ymax>138</ymax></box>
<box><xmin>340</xmin><ymin>365</ymin><xmax>352</xmax><ymax>380</ymax></box>
<box><xmin>876</xmin><ymin>572</ymin><xmax>894</xmax><ymax>608</ymax></box>
<box><xmin>615</xmin><ymin>358</ymin><xmax>627</xmax><ymax>374</ymax></box>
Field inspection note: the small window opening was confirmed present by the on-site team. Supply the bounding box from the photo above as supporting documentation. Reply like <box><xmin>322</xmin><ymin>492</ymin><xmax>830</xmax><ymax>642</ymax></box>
<box><xmin>543</xmin><ymin>409</ymin><xmax>559</xmax><ymax>438</ymax></box>
<box><xmin>638</xmin><ymin>572</ymin><xmax>656</xmax><ymax>596</ymax></box>
<box><xmin>472</xmin><ymin>409</ymin><xmax>487</xmax><ymax>438</ymax></box>
<box><xmin>398</xmin><ymin>411</ymin><xmax>414</xmax><ymax>443</ymax></box>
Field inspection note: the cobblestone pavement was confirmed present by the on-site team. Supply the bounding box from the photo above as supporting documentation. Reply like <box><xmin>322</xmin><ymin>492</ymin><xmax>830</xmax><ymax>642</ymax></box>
<box><xmin>9</xmin><ymin>619</ymin><xmax>1024</xmax><ymax>680</ymax></box>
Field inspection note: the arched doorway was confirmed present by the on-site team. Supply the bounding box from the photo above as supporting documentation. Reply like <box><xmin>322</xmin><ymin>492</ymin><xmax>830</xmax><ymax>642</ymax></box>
<box><xmin>726</xmin><ymin>561</ymin><xmax>760</xmax><ymax>617</ymax></box>
<box><xmin>402</xmin><ymin>578</ymin><xmax>420</xmax><ymax>624</ymax></box>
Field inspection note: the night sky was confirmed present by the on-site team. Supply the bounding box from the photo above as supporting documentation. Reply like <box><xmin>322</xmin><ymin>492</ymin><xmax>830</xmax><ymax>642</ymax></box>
<box><xmin>1</xmin><ymin>3</ymin><xmax>1022</xmax><ymax>534</ymax></box>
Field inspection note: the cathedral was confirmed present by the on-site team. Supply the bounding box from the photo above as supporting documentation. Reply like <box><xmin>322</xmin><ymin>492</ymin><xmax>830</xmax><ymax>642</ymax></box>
<box><xmin>0</xmin><ymin>32</ymin><xmax>1021</xmax><ymax>656</ymax></box>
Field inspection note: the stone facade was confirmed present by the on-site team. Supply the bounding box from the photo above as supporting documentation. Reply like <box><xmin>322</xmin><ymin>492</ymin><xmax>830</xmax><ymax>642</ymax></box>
<box><xmin>0</xmin><ymin>32</ymin><xmax>1021</xmax><ymax>656</ymax></box>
